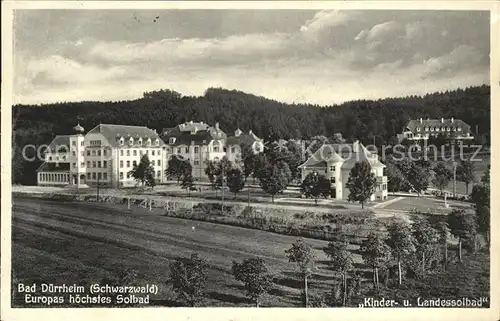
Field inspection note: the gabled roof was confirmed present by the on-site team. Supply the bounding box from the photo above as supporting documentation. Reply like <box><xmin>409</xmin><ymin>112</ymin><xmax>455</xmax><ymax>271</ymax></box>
<box><xmin>163</xmin><ymin>122</ymin><xmax>226</xmax><ymax>146</ymax></box>
<box><xmin>404</xmin><ymin>118</ymin><xmax>472</xmax><ymax>133</ymax></box>
<box><xmin>87</xmin><ymin>124</ymin><xmax>165</xmax><ymax>148</ymax></box>
<box><xmin>298</xmin><ymin>142</ymin><xmax>385</xmax><ymax>169</ymax></box>
<box><xmin>226</xmin><ymin>130</ymin><xmax>263</xmax><ymax>146</ymax></box>
<box><xmin>46</xmin><ymin>135</ymin><xmax>71</xmax><ymax>153</ymax></box>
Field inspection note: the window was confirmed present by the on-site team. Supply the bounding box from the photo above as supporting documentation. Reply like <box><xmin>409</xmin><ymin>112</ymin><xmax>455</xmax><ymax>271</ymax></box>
<box><xmin>98</xmin><ymin>150</ymin><xmax>101</xmax><ymax>156</ymax></box>
<box><xmin>120</xmin><ymin>160</ymin><xmax>124</xmax><ymax>168</ymax></box>
<box><xmin>119</xmin><ymin>172</ymin><xmax>124</xmax><ymax>180</ymax></box>
<box><xmin>49</xmin><ymin>156</ymin><xmax>52</xmax><ymax>161</ymax></box>
<box><xmin>129</xmin><ymin>138</ymin><xmax>133</xmax><ymax>145</ymax></box>
<box><xmin>72</xmin><ymin>151</ymin><xmax>76</xmax><ymax>156</ymax></box>
<box><xmin>80</xmin><ymin>151</ymin><xmax>84</xmax><ymax>156</ymax></box>
<box><xmin>152</xmin><ymin>150</ymin><xmax>155</xmax><ymax>156</ymax></box>
<box><xmin>103</xmin><ymin>149</ymin><xmax>107</xmax><ymax>156</ymax></box>
<box><xmin>230</xmin><ymin>147</ymin><xmax>235</xmax><ymax>153</ymax></box>
<box><xmin>416</xmin><ymin>127</ymin><xmax>420</xmax><ymax>132</ymax></box>
<box><xmin>81</xmin><ymin>141</ymin><xmax>84</xmax><ymax>146</ymax></box>
<box><xmin>120</xmin><ymin>150</ymin><xmax>124</xmax><ymax>156</ymax></box>
<box><xmin>133</xmin><ymin>161</ymin><xmax>137</xmax><ymax>167</ymax></box>
<box><xmin>330</xmin><ymin>177</ymin><xmax>336</xmax><ymax>183</ymax></box>
<box><xmin>127</xmin><ymin>150</ymin><xmax>130</xmax><ymax>156</ymax></box>
<box><xmin>194</xmin><ymin>146</ymin><xmax>199</xmax><ymax>153</ymax></box>
<box><xmin>92</xmin><ymin>161</ymin><xmax>96</xmax><ymax>168</ymax></box>
<box><xmin>97</xmin><ymin>161</ymin><xmax>101</xmax><ymax>168</ymax></box>
<box><xmin>133</xmin><ymin>150</ymin><xmax>137</xmax><ymax>156</ymax></box>
<box><xmin>127</xmin><ymin>172</ymin><xmax>131</xmax><ymax>179</ymax></box>
<box><xmin>424</xmin><ymin>127</ymin><xmax>428</xmax><ymax>131</ymax></box>
<box><xmin>157</xmin><ymin>170</ymin><xmax>161</xmax><ymax>178</ymax></box>
<box><xmin>457</xmin><ymin>127</ymin><xmax>462</xmax><ymax>131</ymax></box>
<box><xmin>92</xmin><ymin>172</ymin><xmax>96</xmax><ymax>180</ymax></box>
<box><xmin>430</xmin><ymin>127</ymin><xmax>434</xmax><ymax>132</ymax></box>
<box><xmin>146</xmin><ymin>150</ymin><xmax>149</xmax><ymax>155</ymax></box>
<box><xmin>214</xmin><ymin>146</ymin><xmax>219</xmax><ymax>152</ymax></box>
<box><xmin>103</xmin><ymin>173</ymin><xmax>107</xmax><ymax>180</ymax></box>
<box><xmin>103</xmin><ymin>161</ymin><xmax>107</xmax><ymax>168</ymax></box>
<box><xmin>87</xmin><ymin>150</ymin><xmax>90</xmax><ymax>156</ymax></box>
<box><xmin>185</xmin><ymin>147</ymin><xmax>189</xmax><ymax>153</ymax></box>
<box><xmin>447</xmin><ymin>127</ymin><xmax>451</xmax><ymax>132</ymax></box>
<box><xmin>87</xmin><ymin>161</ymin><xmax>91</xmax><ymax>168</ymax></box>
<box><xmin>126</xmin><ymin>160</ymin><xmax>130</xmax><ymax>167</ymax></box>
<box><xmin>177</xmin><ymin>148</ymin><xmax>181</xmax><ymax>154</ymax></box>
<box><xmin>92</xmin><ymin>150</ymin><xmax>96</xmax><ymax>156</ymax></box>
<box><xmin>169</xmin><ymin>138</ymin><xmax>176</xmax><ymax>144</ymax></box>
<box><xmin>90</xmin><ymin>140</ymin><xmax>102</xmax><ymax>146</ymax></box>
<box><xmin>194</xmin><ymin>160</ymin><xmax>200</xmax><ymax>165</ymax></box>
<box><xmin>138</xmin><ymin>138</ymin><xmax>143</xmax><ymax>145</ymax></box>
<box><xmin>140</xmin><ymin>150</ymin><xmax>143</xmax><ymax>156</ymax></box>
<box><xmin>73</xmin><ymin>162</ymin><xmax>76</xmax><ymax>168</ymax></box>
<box><xmin>157</xmin><ymin>160</ymin><xmax>161</xmax><ymax>166</ymax></box>
<box><xmin>72</xmin><ymin>141</ymin><xmax>76</xmax><ymax>146</ymax></box>
<box><xmin>81</xmin><ymin>162</ymin><xmax>85</xmax><ymax>167</ymax></box>
<box><xmin>329</xmin><ymin>166</ymin><xmax>335</xmax><ymax>172</ymax></box>
<box><xmin>155</xmin><ymin>139</ymin><xmax>159</xmax><ymax>146</ymax></box>
<box><xmin>120</xmin><ymin>139</ymin><xmax>124</xmax><ymax>146</ymax></box>
<box><xmin>87</xmin><ymin>173</ymin><xmax>90</xmax><ymax>180</ymax></box>
<box><xmin>98</xmin><ymin>173</ymin><xmax>102</xmax><ymax>180</ymax></box>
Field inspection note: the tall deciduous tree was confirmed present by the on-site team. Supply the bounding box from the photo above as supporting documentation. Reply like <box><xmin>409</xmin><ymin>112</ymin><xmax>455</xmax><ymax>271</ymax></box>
<box><xmin>323</xmin><ymin>241</ymin><xmax>354</xmax><ymax>306</ymax></box>
<box><xmin>456</xmin><ymin>159</ymin><xmax>476</xmax><ymax>195</ymax></box>
<box><xmin>226</xmin><ymin>168</ymin><xmax>245</xmax><ymax>198</ymax></box>
<box><xmin>259</xmin><ymin>163</ymin><xmax>290</xmax><ymax>203</ymax></box>
<box><xmin>285</xmin><ymin>239</ymin><xmax>316</xmax><ymax>307</ymax></box>
<box><xmin>168</xmin><ymin>253</ymin><xmax>209</xmax><ymax>307</ymax></box>
<box><xmin>231</xmin><ymin>258</ymin><xmax>273</xmax><ymax>307</ymax></box>
<box><xmin>166</xmin><ymin>156</ymin><xmax>192</xmax><ymax>184</ymax></box>
<box><xmin>300</xmin><ymin>172</ymin><xmax>331</xmax><ymax>205</ymax></box>
<box><xmin>386</xmin><ymin>221</ymin><xmax>416</xmax><ymax>285</ymax></box>
<box><xmin>432</xmin><ymin>162</ymin><xmax>453</xmax><ymax>195</ymax></box>
<box><xmin>447</xmin><ymin>209</ymin><xmax>477</xmax><ymax>261</ymax></box>
<box><xmin>412</xmin><ymin>218</ymin><xmax>440</xmax><ymax>276</ymax></box>
<box><xmin>345</xmin><ymin>161</ymin><xmax>377</xmax><ymax>209</ymax></box>
<box><xmin>130</xmin><ymin>154</ymin><xmax>156</xmax><ymax>188</ymax></box>
<box><xmin>360</xmin><ymin>233</ymin><xmax>392</xmax><ymax>290</ymax></box>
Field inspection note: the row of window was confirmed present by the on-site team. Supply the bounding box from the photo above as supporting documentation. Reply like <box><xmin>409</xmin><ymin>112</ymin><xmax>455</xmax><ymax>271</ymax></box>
<box><xmin>86</xmin><ymin>149</ymin><xmax>108</xmax><ymax>157</ymax></box>
<box><xmin>39</xmin><ymin>173</ymin><xmax>69</xmax><ymax>182</ymax></box>
<box><xmin>119</xmin><ymin>149</ymin><xmax>162</xmax><ymax>157</ymax></box>
<box><xmin>86</xmin><ymin>160</ymin><xmax>108</xmax><ymax>168</ymax></box>
<box><xmin>118</xmin><ymin>137</ymin><xmax>160</xmax><ymax>146</ymax></box>
<box><xmin>171</xmin><ymin>146</ymin><xmax>218</xmax><ymax>154</ymax></box>
<box><xmin>118</xmin><ymin>170</ymin><xmax>162</xmax><ymax>180</ymax></box>
<box><xmin>86</xmin><ymin>172</ymin><xmax>108</xmax><ymax>181</ymax></box>
<box><xmin>71</xmin><ymin>141</ymin><xmax>85</xmax><ymax>147</ymax></box>
<box><xmin>416</xmin><ymin>126</ymin><xmax>462</xmax><ymax>132</ymax></box>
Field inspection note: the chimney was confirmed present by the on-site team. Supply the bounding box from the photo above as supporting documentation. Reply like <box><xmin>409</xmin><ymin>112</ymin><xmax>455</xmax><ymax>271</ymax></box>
<box><xmin>451</xmin><ymin>117</ymin><xmax>454</xmax><ymax>123</ymax></box>
<box><xmin>353</xmin><ymin>140</ymin><xmax>359</xmax><ymax>153</ymax></box>
<box><xmin>419</xmin><ymin>118</ymin><xmax>423</xmax><ymax>124</ymax></box>
<box><xmin>235</xmin><ymin>128</ymin><xmax>242</xmax><ymax>137</ymax></box>
<box><xmin>190</xmin><ymin>120</ymin><xmax>193</xmax><ymax>124</ymax></box>
<box><xmin>441</xmin><ymin>118</ymin><xmax>444</xmax><ymax>123</ymax></box>
<box><xmin>215</xmin><ymin>122</ymin><xmax>220</xmax><ymax>130</ymax></box>
<box><xmin>249</xmin><ymin>130</ymin><xmax>253</xmax><ymax>135</ymax></box>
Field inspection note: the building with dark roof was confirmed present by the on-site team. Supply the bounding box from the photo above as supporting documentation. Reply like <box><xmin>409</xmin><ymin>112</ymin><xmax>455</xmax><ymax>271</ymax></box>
<box><xmin>37</xmin><ymin>123</ymin><xmax>167</xmax><ymax>188</ymax></box>
<box><xmin>397</xmin><ymin>117</ymin><xmax>474</xmax><ymax>143</ymax></box>
<box><xmin>298</xmin><ymin>141</ymin><xmax>387</xmax><ymax>201</ymax></box>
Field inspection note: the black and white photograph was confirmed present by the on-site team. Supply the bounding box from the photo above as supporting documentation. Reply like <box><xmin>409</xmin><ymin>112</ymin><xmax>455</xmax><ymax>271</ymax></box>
<box><xmin>2</xmin><ymin>1</ymin><xmax>498</xmax><ymax>319</ymax></box>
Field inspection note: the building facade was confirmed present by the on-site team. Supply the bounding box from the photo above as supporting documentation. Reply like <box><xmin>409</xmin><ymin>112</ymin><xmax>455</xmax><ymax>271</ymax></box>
<box><xmin>162</xmin><ymin>121</ymin><xmax>264</xmax><ymax>181</ymax></box>
<box><xmin>298</xmin><ymin>141</ymin><xmax>388</xmax><ymax>201</ymax></box>
<box><xmin>397</xmin><ymin>117</ymin><xmax>474</xmax><ymax>143</ymax></box>
<box><xmin>37</xmin><ymin>123</ymin><xmax>167</xmax><ymax>188</ymax></box>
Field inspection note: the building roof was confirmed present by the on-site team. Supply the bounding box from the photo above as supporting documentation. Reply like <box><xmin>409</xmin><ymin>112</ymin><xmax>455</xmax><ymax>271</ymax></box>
<box><xmin>87</xmin><ymin>124</ymin><xmax>165</xmax><ymax>147</ymax></box>
<box><xmin>226</xmin><ymin>129</ymin><xmax>263</xmax><ymax>146</ymax></box>
<box><xmin>46</xmin><ymin>135</ymin><xmax>71</xmax><ymax>153</ymax></box>
<box><xmin>36</xmin><ymin>162</ymin><xmax>71</xmax><ymax>172</ymax></box>
<box><xmin>404</xmin><ymin>118</ymin><xmax>472</xmax><ymax>133</ymax></box>
<box><xmin>162</xmin><ymin>121</ymin><xmax>226</xmax><ymax>146</ymax></box>
<box><xmin>298</xmin><ymin>142</ymin><xmax>385</xmax><ymax>170</ymax></box>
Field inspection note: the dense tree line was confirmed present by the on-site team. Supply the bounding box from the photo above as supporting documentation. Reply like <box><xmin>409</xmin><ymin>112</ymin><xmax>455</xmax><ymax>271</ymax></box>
<box><xmin>12</xmin><ymin>85</ymin><xmax>490</xmax><ymax>184</ymax></box>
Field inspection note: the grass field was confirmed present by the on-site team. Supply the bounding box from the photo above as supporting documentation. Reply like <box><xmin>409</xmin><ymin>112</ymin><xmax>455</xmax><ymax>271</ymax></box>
<box><xmin>12</xmin><ymin>197</ymin><xmax>489</xmax><ymax>307</ymax></box>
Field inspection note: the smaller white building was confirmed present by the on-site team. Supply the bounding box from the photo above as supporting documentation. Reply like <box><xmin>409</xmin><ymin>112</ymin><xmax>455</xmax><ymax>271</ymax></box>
<box><xmin>298</xmin><ymin>141</ymin><xmax>388</xmax><ymax>201</ymax></box>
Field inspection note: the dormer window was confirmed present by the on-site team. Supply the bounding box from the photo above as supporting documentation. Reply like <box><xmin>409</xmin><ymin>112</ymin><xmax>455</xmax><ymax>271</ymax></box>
<box><xmin>129</xmin><ymin>137</ymin><xmax>134</xmax><ymax>145</ymax></box>
<box><xmin>457</xmin><ymin>128</ymin><xmax>462</xmax><ymax>131</ymax></box>
<box><xmin>169</xmin><ymin>137</ymin><xmax>176</xmax><ymax>144</ymax></box>
<box><xmin>430</xmin><ymin>127</ymin><xmax>434</xmax><ymax>132</ymax></box>
<box><xmin>138</xmin><ymin>138</ymin><xmax>143</xmax><ymax>145</ymax></box>
<box><xmin>155</xmin><ymin>138</ymin><xmax>159</xmax><ymax>146</ymax></box>
<box><xmin>416</xmin><ymin>127</ymin><xmax>420</xmax><ymax>132</ymax></box>
<box><xmin>146</xmin><ymin>138</ymin><xmax>152</xmax><ymax>146</ymax></box>
<box><xmin>424</xmin><ymin>127</ymin><xmax>428</xmax><ymax>131</ymax></box>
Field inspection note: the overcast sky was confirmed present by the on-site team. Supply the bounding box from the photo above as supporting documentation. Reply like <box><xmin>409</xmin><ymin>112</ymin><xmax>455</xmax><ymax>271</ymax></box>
<box><xmin>13</xmin><ymin>9</ymin><xmax>490</xmax><ymax>105</ymax></box>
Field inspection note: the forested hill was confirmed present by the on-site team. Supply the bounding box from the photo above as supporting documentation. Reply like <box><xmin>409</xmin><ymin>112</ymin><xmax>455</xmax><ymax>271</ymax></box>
<box><xmin>14</xmin><ymin>85</ymin><xmax>490</xmax><ymax>145</ymax></box>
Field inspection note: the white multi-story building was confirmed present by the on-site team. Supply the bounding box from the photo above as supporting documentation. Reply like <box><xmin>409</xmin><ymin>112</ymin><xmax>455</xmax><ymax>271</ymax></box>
<box><xmin>162</xmin><ymin>121</ymin><xmax>264</xmax><ymax>181</ymax></box>
<box><xmin>298</xmin><ymin>141</ymin><xmax>388</xmax><ymax>201</ymax></box>
<box><xmin>397</xmin><ymin>117</ymin><xmax>474</xmax><ymax>143</ymax></box>
<box><xmin>37</xmin><ymin>123</ymin><xmax>167</xmax><ymax>188</ymax></box>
